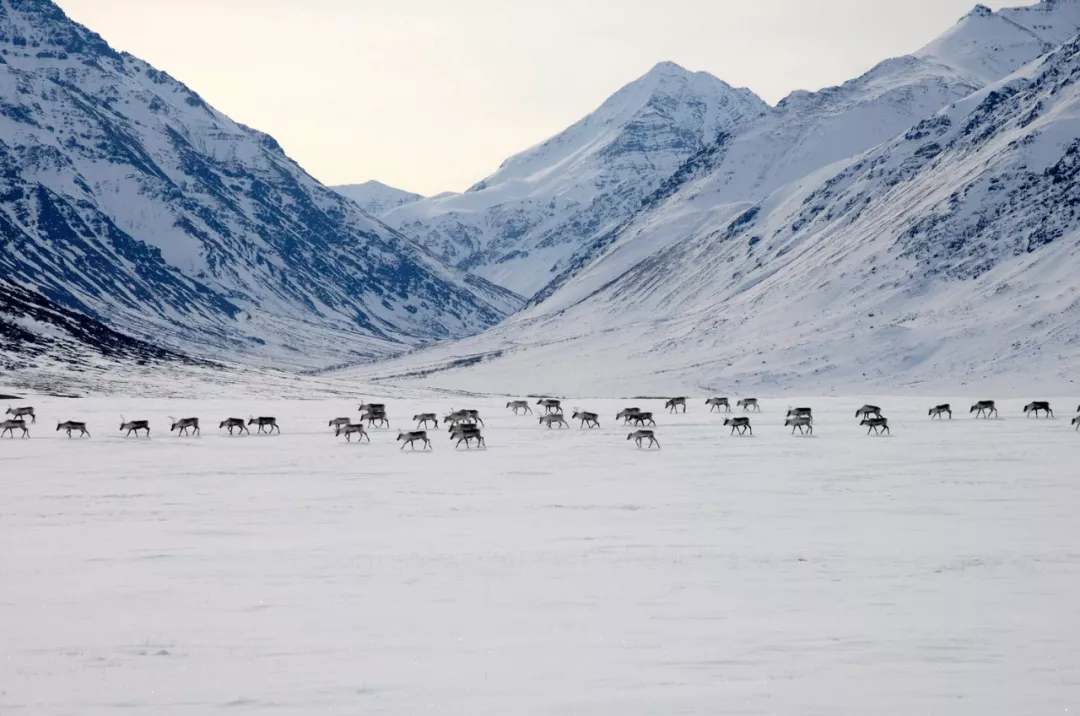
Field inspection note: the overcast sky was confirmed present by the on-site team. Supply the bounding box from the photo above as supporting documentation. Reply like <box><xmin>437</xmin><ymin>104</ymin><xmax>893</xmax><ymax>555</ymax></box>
<box><xmin>59</xmin><ymin>0</ymin><xmax>1020</xmax><ymax>196</ymax></box>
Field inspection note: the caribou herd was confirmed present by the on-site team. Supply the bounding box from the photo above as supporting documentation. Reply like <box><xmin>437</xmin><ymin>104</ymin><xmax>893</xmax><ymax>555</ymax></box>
<box><xmin>1</xmin><ymin>399</ymin><xmax>1077</xmax><ymax>449</ymax></box>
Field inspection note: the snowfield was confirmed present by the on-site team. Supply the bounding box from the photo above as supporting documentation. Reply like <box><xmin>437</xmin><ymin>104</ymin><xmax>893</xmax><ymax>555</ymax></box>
<box><xmin>3</xmin><ymin>394</ymin><xmax>1080</xmax><ymax>714</ymax></box>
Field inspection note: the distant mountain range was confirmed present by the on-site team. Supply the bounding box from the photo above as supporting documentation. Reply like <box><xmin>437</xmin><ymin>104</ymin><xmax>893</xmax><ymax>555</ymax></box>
<box><xmin>333</xmin><ymin>180</ymin><xmax>423</xmax><ymax>216</ymax></box>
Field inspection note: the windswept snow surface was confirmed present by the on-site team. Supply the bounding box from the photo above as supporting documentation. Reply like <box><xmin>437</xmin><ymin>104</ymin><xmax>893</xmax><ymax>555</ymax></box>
<box><xmin>3</xmin><ymin>395</ymin><xmax>1080</xmax><ymax>714</ymax></box>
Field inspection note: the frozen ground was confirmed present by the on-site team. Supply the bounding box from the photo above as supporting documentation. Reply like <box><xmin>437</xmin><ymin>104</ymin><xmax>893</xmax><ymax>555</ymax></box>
<box><xmin>3</xmin><ymin>394</ymin><xmax>1080</xmax><ymax>714</ymax></box>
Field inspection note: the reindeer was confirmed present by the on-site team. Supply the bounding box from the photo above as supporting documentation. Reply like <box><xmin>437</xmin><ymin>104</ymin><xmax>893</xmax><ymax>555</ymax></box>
<box><xmin>706</xmin><ymin>397</ymin><xmax>731</xmax><ymax>413</ymax></box>
<box><xmin>784</xmin><ymin>416</ymin><xmax>813</xmax><ymax>435</ymax></box>
<box><xmin>627</xmin><ymin>430</ymin><xmax>659</xmax><ymax>449</ymax></box>
<box><xmin>120</xmin><ymin>417</ymin><xmax>150</xmax><ymax>437</ymax></box>
<box><xmin>0</xmin><ymin>419</ymin><xmax>29</xmax><ymax>438</ymax></box>
<box><xmin>724</xmin><ymin>417</ymin><xmax>752</xmax><ymax>435</ymax></box>
<box><xmin>855</xmin><ymin>405</ymin><xmax>883</xmax><ymax>420</ymax></box>
<box><xmin>7</xmin><ymin>406</ymin><xmax>35</xmax><ymax>423</ymax></box>
<box><xmin>737</xmin><ymin>398</ymin><xmax>760</xmax><ymax>412</ymax></box>
<box><xmin>1073</xmin><ymin>416</ymin><xmax>1080</xmax><ymax>431</ymax></box>
<box><xmin>220</xmin><ymin>418</ymin><xmax>249</xmax><ymax>435</ymax></box>
<box><xmin>1024</xmin><ymin>401</ymin><xmax>1053</xmax><ymax>418</ymax></box>
<box><xmin>506</xmin><ymin>400</ymin><xmax>532</xmax><ymax>415</ymax></box>
<box><xmin>665</xmin><ymin>397</ymin><xmax>687</xmax><ymax>414</ymax></box>
<box><xmin>970</xmin><ymin>401</ymin><xmax>997</xmax><ymax>418</ymax></box>
<box><xmin>443</xmin><ymin>409</ymin><xmax>483</xmax><ymax>427</ymax></box>
<box><xmin>861</xmin><ymin>417</ymin><xmax>890</xmax><ymax>435</ymax></box>
<box><xmin>329</xmin><ymin>417</ymin><xmax>352</xmax><ymax>431</ymax></box>
<box><xmin>616</xmin><ymin>407</ymin><xmax>642</xmax><ymax>424</ymax></box>
<box><xmin>929</xmin><ymin>404</ymin><xmax>952</xmax><ymax>420</ymax></box>
<box><xmin>56</xmin><ymin>421</ymin><xmax>90</xmax><ymax>438</ymax></box>
<box><xmin>248</xmin><ymin>416</ymin><xmax>279</xmax><ymax>434</ymax></box>
<box><xmin>572</xmin><ymin>410</ymin><xmax>600</xmax><ymax>429</ymax></box>
<box><xmin>359</xmin><ymin>402</ymin><xmax>386</xmax><ymax>413</ymax></box>
<box><xmin>413</xmin><ymin>413</ymin><xmax>438</xmax><ymax>428</ymax></box>
<box><xmin>786</xmin><ymin>407</ymin><xmax>813</xmax><ymax>420</ymax></box>
<box><xmin>170</xmin><ymin>417</ymin><xmax>200</xmax><ymax>437</ymax></box>
<box><xmin>539</xmin><ymin>413</ymin><xmax>569</xmax><ymax>429</ymax></box>
<box><xmin>337</xmin><ymin>423</ymin><xmax>370</xmax><ymax>442</ymax></box>
<box><xmin>631</xmin><ymin>412</ymin><xmax>656</xmax><ymax>427</ymax></box>
<box><xmin>449</xmin><ymin>424</ymin><xmax>485</xmax><ymax>449</ymax></box>
<box><xmin>362</xmin><ymin>408</ymin><xmax>390</xmax><ymax>429</ymax></box>
<box><xmin>397</xmin><ymin>430</ymin><xmax>430</xmax><ymax>450</ymax></box>
<box><xmin>536</xmin><ymin>398</ymin><xmax>562</xmax><ymax>414</ymax></box>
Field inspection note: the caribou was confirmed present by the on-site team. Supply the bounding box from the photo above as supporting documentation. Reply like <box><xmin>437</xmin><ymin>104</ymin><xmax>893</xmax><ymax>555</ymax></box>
<box><xmin>630</xmin><ymin>412</ymin><xmax>656</xmax><ymax>427</ymax></box>
<box><xmin>627</xmin><ymin>429</ymin><xmax>660</xmax><ymax>449</ymax></box>
<box><xmin>337</xmin><ymin>423</ymin><xmax>370</xmax><ymax>442</ymax></box>
<box><xmin>665</xmin><ymin>397</ymin><xmax>687</xmax><ymax>414</ymax></box>
<box><xmin>737</xmin><ymin>398</ymin><xmax>760</xmax><ymax>412</ymax></box>
<box><xmin>855</xmin><ymin>405</ymin><xmax>883</xmax><ymax>420</ymax></box>
<box><xmin>170</xmin><ymin>417</ymin><xmax>200</xmax><ymax>436</ymax></box>
<box><xmin>539</xmin><ymin>413</ymin><xmax>569</xmax><ymax>429</ymax></box>
<box><xmin>616</xmin><ymin>407</ymin><xmax>642</xmax><ymax>424</ymax></box>
<box><xmin>362</xmin><ymin>408</ymin><xmax>390</xmax><ymax>429</ymax></box>
<box><xmin>413</xmin><ymin>413</ymin><xmax>439</xmax><ymax>428</ymax></box>
<box><xmin>248</xmin><ymin>416</ymin><xmax>280</xmax><ymax>434</ymax></box>
<box><xmin>784</xmin><ymin>415</ymin><xmax>813</xmax><ymax>435</ymax></box>
<box><xmin>929</xmin><ymin>404</ymin><xmax>952</xmax><ymax>420</ymax></box>
<box><xmin>706</xmin><ymin>397</ymin><xmax>731</xmax><ymax>413</ymax></box>
<box><xmin>449</xmin><ymin>424</ymin><xmax>485</xmax><ymax>449</ymax></box>
<box><xmin>572</xmin><ymin>410</ymin><xmax>600</xmax><ymax>429</ymax></box>
<box><xmin>56</xmin><ymin>421</ymin><xmax>90</xmax><ymax>438</ymax></box>
<box><xmin>329</xmin><ymin>417</ymin><xmax>352</xmax><ymax>431</ymax></box>
<box><xmin>724</xmin><ymin>417</ymin><xmax>752</xmax><ymax>435</ymax></box>
<box><xmin>120</xmin><ymin>417</ymin><xmax>150</xmax><ymax>437</ymax></box>
<box><xmin>536</xmin><ymin>398</ymin><xmax>562</xmax><ymax>414</ymax></box>
<box><xmin>0</xmin><ymin>419</ymin><xmax>29</xmax><ymax>438</ymax></box>
<box><xmin>1073</xmin><ymin>416</ymin><xmax>1080</xmax><ymax>430</ymax></box>
<box><xmin>970</xmin><ymin>400</ymin><xmax>997</xmax><ymax>418</ymax></box>
<box><xmin>786</xmin><ymin>407</ymin><xmax>813</xmax><ymax>420</ymax></box>
<box><xmin>1024</xmin><ymin>401</ymin><xmax>1054</xmax><ymax>418</ymax></box>
<box><xmin>861</xmin><ymin>417</ymin><xmax>890</xmax><ymax>435</ymax></box>
<box><xmin>220</xmin><ymin>418</ymin><xmax>249</xmax><ymax>435</ymax></box>
<box><xmin>6</xmin><ymin>406</ymin><xmax>35</xmax><ymax>423</ymax></box>
<box><xmin>506</xmin><ymin>400</ymin><xmax>533</xmax><ymax>415</ymax></box>
<box><xmin>443</xmin><ymin>409</ymin><xmax>483</xmax><ymax>427</ymax></box>
<box><xmin>396</xmin><ymin>430</ymin><xmax>431</xmax><ymax>450</ymax></box>
<box><xmin>359</xmin><ymin>402</ymin><xmax>386</xmax><ymax>413</ymax></box>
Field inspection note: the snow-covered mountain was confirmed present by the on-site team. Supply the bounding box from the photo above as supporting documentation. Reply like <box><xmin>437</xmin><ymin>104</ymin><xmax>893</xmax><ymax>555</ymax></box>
<box><xmin>381</xmin><ymin>62</ymin><xmax>770</xmax><ymax>297</ymax></box>
<box><xmin>0</xmin><ymin>0</ymin><xmax>522</xmax><ymax>371</ymax></box>
<box><xmin>333</xmin><ymin>180</ymin><xmax>423</xmax><ymax>216</ymax></box>
<box><xmin>335</xmin><ymin>2</ymin><xmax>1080</xmax><ymax>395</ymax></box>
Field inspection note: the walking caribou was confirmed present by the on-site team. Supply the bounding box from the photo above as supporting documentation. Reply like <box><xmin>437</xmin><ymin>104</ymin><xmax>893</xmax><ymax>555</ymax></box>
<box><xmin>784</xmin><ymin>415</ymin><xmax>813</xmax><ymax>435</ymax></box>
<box><xmin>362</xmin><ymin>407</ymin><xmax>390</xmax><ymax>429</ymax></box>
<box><xmin>861</xmin><ymin>417</ymin><xmax>890</xmax><ymax>435</ymax></box>
<box><xmin>970</xmin><ymin>401</ymin><xmax>997</xmax><ymax>418</ymax></box>
<box><xmin>220</xmin><ymin>418</ymin><xmax>249</xmax><ymax>435</ymax></box>
<box><xmin>616</xmin><ymin>407</ymin><xmax>642</xmax><ymax>424</ymax></box>
<box><xmin>724</xmin><ymin>417</ymin><xmax>752</xmax><ymax>435</ymax></box>
<box><xmin>506</xmin><ymin>400</ymin><xmax>533</xmax><ymax>415</ymax></box>
<box><xmin>329</xmin><ymin>417</ymin><xmax>352</xmax><ymax>431</ymax></box>
<box><xmin>539</xmin><ymin>413</ymin><xmax>569</xmax><ymax>429</ymax></box>
<box><xmin>737</xmin><ymin>398</ymin><xmax>760</xmax><ymax>412</ymax></box>
<box><xmin>396</xmin><ymin>430</ymin><xmax>431</xmax><ymax>450</ymax></box>
<box><xmin>627</xmin><ymin>430</ymin><xmax>659</xmax><ymax>449</ymax></box>
<box><xmin>6</xmin><ymin>406</ymin><xmax>35</xmax><ymax>423</ymax></box>
<box><xmin>120</xmin><ymin>417</ymin><xmax>150</xmax><ymax>437</ymax></box>
<box><xmin>413</xmin><ymin>413</ymin><xmax>439</xmax><ymax>428</ymax></box>
<box><xmin>630</xmin><ymin>412</ymin><xmax>656</xmax><ymax>427</ymax></box>
<box><xmin>0</xmin><ymin>419</ymin><xmax>29</xmax><ymax>438</ymax></box>
<box><xmin>706</xmin><ymin>397</ymin><xmax>731</xmax><ymax>413</ymax></box>
<box><xmin>572</xmin><ymin>410</ymin><xmax>600</xmax><ymax>429</ymax></box>
<box><xmin>443</xmin><ymin>409</ymin><xmax>483</xmax><ymax>427</ymax></box>
<box><xmin>1024</xmin><ymin>401</ymin><xmax>1053</xmax><ymax>418</ymax></box>
<box><xmin>536</xmin><ymin>398</ymin><xmax>562</xmax><ymax>414</ymax></box>
<box><xmin>449</xmin><ymin>424</ymin><xmax>485</xmax><ymax>449</ymax></box>
<box><xmin>929</xmin><ymin>404</ymin><xmax>952</xmax><ymax>420</ymax></box>
<box><xmin>170</xmin><ymin>417</ymin><xmax>200</xmax><ymax>436</ymax></box>
<box><xmin>786</xmin><ymin>407</ymin><xmax>813</xmax><ymax>420</ymax></box>
<box><xmin>855</xmin><ymin>405</ymin><xmax>883</xmax><ymax>420</ymax></box>
<box><xmin>665</xmin><ymin>397</ymin><xmax>687</xmax><ymax>414</ymax></box>
<box><xmin>337</xmin><ymin>423</ymin><xmax>370</xmax><ymax>442</ymax></box>
<box><xmin>248</xmin><ymin>416</ymin><xmax>280</xmax><ymax>434</ymax></box>
<box><xmin>56</xmin><ymin>421</ymin><xmax>90</xmax><ymax>438</ymax></box>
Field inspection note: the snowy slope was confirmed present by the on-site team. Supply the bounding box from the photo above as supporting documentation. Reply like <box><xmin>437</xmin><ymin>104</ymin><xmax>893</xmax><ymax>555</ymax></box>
<box><xmin>382</xmin><ymin>62</ymin><xmax>770</xmax><ymax>297</ymax></box>
<box><xmin>0</xmin><ymin>0</ymin><xmax>522</xmax><ymax>371</ymax></box>
<box><xmin>333</xmin><ymin>179</ymin><xmax>423</xmax><ymax>216</ymax></box>
<box><xmin>337</xmin><ymin>25</ymin><xmax>1080</xmax><ymax>396</ymax></box>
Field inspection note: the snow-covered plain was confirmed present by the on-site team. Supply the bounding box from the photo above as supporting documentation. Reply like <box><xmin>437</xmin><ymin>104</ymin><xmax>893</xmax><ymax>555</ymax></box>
<box><xmin>4</xmin><ymin>394</ymin><xmax>1080</xmax><ymax>714</ymax></box>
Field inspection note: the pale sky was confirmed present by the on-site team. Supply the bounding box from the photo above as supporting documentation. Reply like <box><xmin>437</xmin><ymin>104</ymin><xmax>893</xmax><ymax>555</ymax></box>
<box><xmin>58</xmin><ymin>0</ymin><xmax>1019</xmax><ymax>196</ymax></box>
